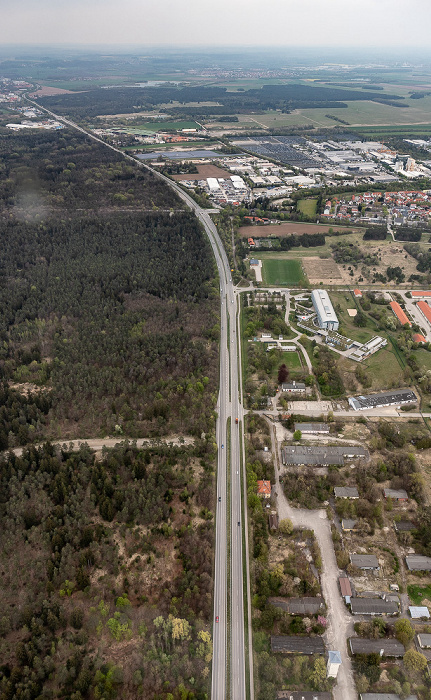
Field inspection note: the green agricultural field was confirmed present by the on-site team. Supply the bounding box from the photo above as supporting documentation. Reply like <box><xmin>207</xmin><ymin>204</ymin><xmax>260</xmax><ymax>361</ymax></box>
<box><xmin>262</xmin><ymin>258</ymin><xmax>306</xmax><ymax>286</ymax></box>
<box><xmin>297</xmin><ymin>199</ymin><xmax>318</xmax><ymax>217</ymax></box>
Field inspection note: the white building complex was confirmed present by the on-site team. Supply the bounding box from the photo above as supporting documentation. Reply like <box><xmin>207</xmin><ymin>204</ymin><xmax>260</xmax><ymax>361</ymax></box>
<box><xmin>311</xmin><ymin>290</ymin><xmax>339</xmax><ymax>331</ymax></box>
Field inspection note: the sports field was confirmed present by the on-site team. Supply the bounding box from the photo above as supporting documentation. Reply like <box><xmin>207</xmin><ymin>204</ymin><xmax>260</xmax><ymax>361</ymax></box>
<box><xmin>262</xmin><ymin>258</ymin><xmax>306</xmax><ymax>286</ymax></box>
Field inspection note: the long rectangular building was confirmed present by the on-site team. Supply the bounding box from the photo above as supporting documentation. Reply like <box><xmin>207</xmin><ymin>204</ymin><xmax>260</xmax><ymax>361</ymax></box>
<box><xmin>312</xmin><ymin>289</ymin><xmax>339</xmax><ymax>330</ymax></box>
<box><xmin>417</xmin><ymin>300</ymin><xmax>431</xmax><ymax>325</ymax></box>
<box><xmin>389</xmin><ymin>301</ymin><xmax>411</xmax><ymax>326</ymax></box>
<box><xmin>348</xmin><ymin>389</ymin><xmax>417</xmax><ymax>411</ymax></box>
<box><xmin>271</xmin><ymin>635</ymin><xmax>325</xmax><ymax>655</ymax></box>
<box><xmin>282</xmin><ymin>445</ymin><xmax>368</xmax><ymax>466</ymax></box>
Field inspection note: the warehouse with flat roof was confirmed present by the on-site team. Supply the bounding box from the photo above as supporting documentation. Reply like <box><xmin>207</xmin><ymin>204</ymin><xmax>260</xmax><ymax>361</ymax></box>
<box><xmin>282</xmin><ymin>445</ymin><xmax>368</xmax><ymax>467</ymax></box>
<box><xmin>312</xmin><ymin>289</ymin><xmax>339</xmax><ymax>330</ymax></box>
<box><xmin>348</xmin><ymin>389</ymin><xmax>417</xmax><ymax>411</ymax></box>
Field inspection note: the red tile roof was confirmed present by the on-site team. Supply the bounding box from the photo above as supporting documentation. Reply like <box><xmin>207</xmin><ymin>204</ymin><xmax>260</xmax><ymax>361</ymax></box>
<box><xmin>257</xmin><ymin>480</ymin><xmax>271</xmax><ymax>496</ymax></box>
<box><xmin>417</xmin><ymin>300</ymin><xmax>431</xmax><ymax>324</ymax></box>
<box><xmin>413</xmin><ymin>333</ymin><xmax>426</xmax><ymax>344</ymax></box>
<box><xmin>390</xmin><ymin>301</ymin><xmax>411</xmax><ymax>326</ymax></box>
<box><xmin>353</xmin><ymin>289</ymin><xmax>362</xmax><ymax>297</ymax></box>
<box><xmin>412</xmin><ymin>291</ymin><xmax>431</xmax><ymax>297</ymax></box>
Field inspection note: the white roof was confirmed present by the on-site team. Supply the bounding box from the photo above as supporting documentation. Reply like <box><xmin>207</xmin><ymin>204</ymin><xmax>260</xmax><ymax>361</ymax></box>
<box><xmin>409</xmin><ymin>606</ymin><xmax>430</xmax><ymax>618</ymax></box>
<box><xmin>312</xmin><ymin>289</ymin><xmax>338</xmax><ymax>325</ymax></box>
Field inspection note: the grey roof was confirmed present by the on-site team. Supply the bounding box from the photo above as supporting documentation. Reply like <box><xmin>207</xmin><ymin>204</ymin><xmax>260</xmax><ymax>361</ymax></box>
<box><xmin>342</xmin><ymin>519</ymin><xmax>358</xmax><ymax>530</ymax></box>
<box><xmin>406</xmin><ymin>555</ymin><xmax>431</xmax><ymax>571</ymax></box>
<box><xmin>350</xmin><ymin>598</ymin><xmax>398</xmax><ymax>615</ymax></box>
<box><xmin>282</xmin><ymin>445</ymin><xmax>367</xmax><ymax>467</ymax></box>
<box><xmin>350</xmin><ymin>554</ymin><xmax>379</xmax><ymax>569</ymax></box>
<box><xmin>360</xmin><ymin>695</ymin><xmax>418</xmax><ymax>700</ymax></box>
<box><xmin>417</xmin><ymin>633</ymin><xmax>431</xmax><ymax>647</ymax></box>
<box><xmin>282</xmin><ymin>381</ymin><xmax>306</xmax><ymax>391</ymax></box>
<box><xmin>384</xmin><ymin>488</ymin><xmax>408</xmax><ymax>500</ymax></box>
<box><xmin>294</xmin><ymin>422</ymin><xmax>330</xmax><ymax>433</ymax></box>
<box><xmin>349</xmin><ymin>637</ymin><xmax>405</xmax><ymax>656</ymax></box>
<box><xmin>335</xmin><ymin>486</ymin><xmax>359</xmax><ymax>499</ymax></box>
<box><xmin>394</xmin><ymin>520</ymin><xmax>416</xmax><ymax>532</ymax></box>
<box><xmin>277</xmin><ymin>693</ymin><xmax>332</xmax><ymax>700</ymax></box>
<box><xmin>271</xmin><ymin>635</ymin><xmax>325</xmax><ymax>654</ymax></box>
<box><xmin>348</xmin><ymin>388</ymin><xmax>417</xmax><ymax>411</ymax></box>
<box><xmin>269</xmin><ymin>597</ymin><xmax>324</xmax><ymax>615</ymax></box>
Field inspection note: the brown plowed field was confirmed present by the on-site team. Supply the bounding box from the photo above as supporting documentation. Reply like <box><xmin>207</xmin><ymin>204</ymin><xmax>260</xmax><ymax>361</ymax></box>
<box><xmin>303</xmin><ymin>257</ymin><xmax>343</xmax><ymax>284</ymax></box>
<box><xmin>171</xmin><ymin>164</ymin><xmax>232</xmax><ymax>180</ymax></box>
<box><xmin>239</xmin><ymin>222</ymin><xmax>364</xmax><ymax>237</ymax></box>
<box><xmin>29</xmin><ymin>86</ymin><xmax>82</xmax><ymax>97</ymax></box>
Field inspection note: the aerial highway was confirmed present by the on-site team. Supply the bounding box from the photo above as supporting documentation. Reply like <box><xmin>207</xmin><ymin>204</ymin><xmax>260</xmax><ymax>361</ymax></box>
<box><xmin>26</xmin><ymin>97</ymin><xmax>252</xmax><ymax>699</ymax></box>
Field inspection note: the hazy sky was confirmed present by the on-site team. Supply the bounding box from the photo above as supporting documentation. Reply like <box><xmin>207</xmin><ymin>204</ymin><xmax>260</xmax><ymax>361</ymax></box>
<box><xmin>1</xmin><ymin>0</ymin><xmax>431</xmax><ymax>48</ymax></box>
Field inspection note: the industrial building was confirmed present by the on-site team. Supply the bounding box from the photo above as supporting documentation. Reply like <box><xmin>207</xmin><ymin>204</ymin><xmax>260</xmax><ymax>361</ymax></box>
<box><xmin>350</xmin><ymin>599</ymin><xmax>398</xmax><ymax>615</ymax></box>
<box><xmin>384</xmin><ymin>488</ymin><xmax>408</xmax><ymax>501</ymax></box>
<box><xmin>282</xmin><ymin>445</ymin><xmax>368</xmax><ymax>467</ymax></box>
<box><xmin>350</xmin><ymin>554</ymin><xmax>380</xmax><ymax>570</ymax></box>
<box><xmin>294</xmin><ymin>422</ymin><xmax>330</xmax><ymax>435</ymax></box>
<box><xmin>406</xmin><ymin>555</ymin><xmax>431</xmax><ymax>571</ymax></box>
<box><xmin>409</xmin><ymin>606</ymin><xmax>430</xmax><ymax>619</ymax></box>
<box><xmin>311</xmin><ymin>290</ymin><xmax>339</xmax><ymax>331</ymax></box>
<box><xmin>271</xmin><ymin>635</ymin><xmax>325</xmax><ymax>655</ymax></box>
<box><xmin>349</xmin><ymin>638</ymin><xmax>405</xmax><ymax>657</ymax></box>
<box><xmin>348</xmin><ymin>389</ymin><xmax>417</xmax><ymax>411</ymax></box>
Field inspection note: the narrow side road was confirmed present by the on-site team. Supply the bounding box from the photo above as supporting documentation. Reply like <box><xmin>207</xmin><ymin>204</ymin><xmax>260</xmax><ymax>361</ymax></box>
<box><xmin>267</xmin><ymin>419</ymin><xmax>356</xmax><ymax>700</ymax></box>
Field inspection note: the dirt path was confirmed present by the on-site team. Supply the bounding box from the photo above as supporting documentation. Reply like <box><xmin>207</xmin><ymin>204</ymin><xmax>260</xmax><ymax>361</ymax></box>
<box><xmin>10</xmin><ymin>435</ymin><xmax>194</xmax><ymax>457</ymax></box>
<box><xmin>267</xmin><ymin>419</ymin><xmax>356</xmax><ymax>700</ymax></box>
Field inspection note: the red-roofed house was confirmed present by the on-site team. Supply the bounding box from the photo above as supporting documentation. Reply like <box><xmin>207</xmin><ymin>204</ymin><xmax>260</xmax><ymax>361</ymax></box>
<box><xmin>412</xmin><ymin>291</ymin><xmax>431</xmax><ymax>298</ymax></box>
<box><xmin>413</xmin><ymin>333</ymin><xmax>426</xmax><ymax>344</ymax></box>
<box><xmin>257</xmin><ymin>480</ymin><xmax>271</xmax><ymax>499</ymax></box>
<box><xmin>417</xmin><ymin>300</ymin><xmax>431</xmax><ymax>325</ymax></box>
<box><xmin>390</xmin><ymin>301</ymin><xmax>411</xmax><ymax>326</ymax></box>
<box><xmin>353</xmin><ymin>289</ymin><xmax>362</xmax><ymax>298</ymax></box>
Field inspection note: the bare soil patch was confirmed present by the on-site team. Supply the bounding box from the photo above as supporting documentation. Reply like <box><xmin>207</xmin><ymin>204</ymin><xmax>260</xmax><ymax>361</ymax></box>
<box><xmin>302</xmin><ymin>256</ymin><xmax>343</xmax><ymax>284</ymax></box>
<box><xmin>29</xmin><ymin>86</ymin><xmax>81</xmax><ymax>97</ymax></box>
<box><xmin>239</xmin><ymin>222</ymin><xmax>364</xmax><ymax>238</ymax></box>
<box><xmin>171</xmin><ymin>164</ymin><xmax>232</xmax><ymax>181</ymax></box>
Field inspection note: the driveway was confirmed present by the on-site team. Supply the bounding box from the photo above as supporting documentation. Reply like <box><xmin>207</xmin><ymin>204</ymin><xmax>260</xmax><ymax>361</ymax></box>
<box><xmin>268</xmin><ymin>420</ymin><xmax>356</xmax><ymax>700</ymax></box>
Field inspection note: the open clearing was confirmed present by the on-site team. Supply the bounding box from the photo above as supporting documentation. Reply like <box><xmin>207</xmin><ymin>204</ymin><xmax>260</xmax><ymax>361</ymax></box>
<box><xmin>239</xmin><ymin>222</ymin><xmax>364</xmax><ymax>238</ymax></box>
<box><xmin>29</xmin><ymin>85</ymin><xmax>80</xmax><ymax>96</ymax></box>
<box><xmin>171</xmin><ymin>164</ymin><xmax>232</xmax><ymax>180</ymax></box>
<box><xmin>297</xmin><ymin>198</ymin><xmax>318</xmax><ymax>217</ymax></box>
<box><xmin>262</xmin><ymin>258</ymin><xmax>305</xmax><ymax>286</ymax></box>
<box><xmin>302</xmin><ymin>257</ymin><xmax>343</xmax><ymax>284</ymax></box>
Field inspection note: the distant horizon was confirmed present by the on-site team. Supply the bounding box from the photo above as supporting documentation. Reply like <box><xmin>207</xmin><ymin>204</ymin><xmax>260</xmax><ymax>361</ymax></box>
<box><xmin>1</xmin><ymin>0</ymin><xmax>430</xmax><ymax>49</ymax></box>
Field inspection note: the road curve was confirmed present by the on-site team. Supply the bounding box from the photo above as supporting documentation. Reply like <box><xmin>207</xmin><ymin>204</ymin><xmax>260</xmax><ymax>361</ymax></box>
<box><xmin>25</xmin><ymin>99</ymin><xmax>251</xmax><ymax>700</ymax></box>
